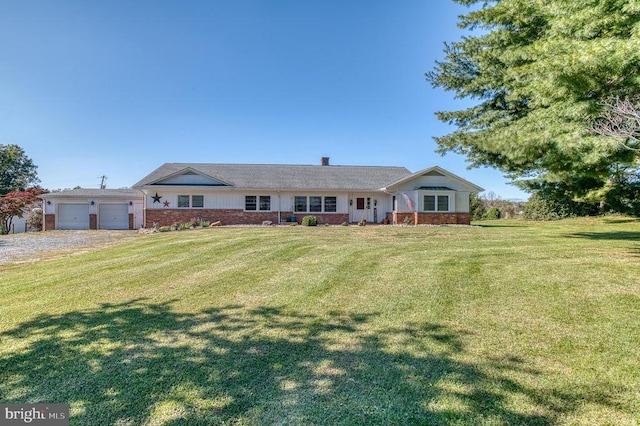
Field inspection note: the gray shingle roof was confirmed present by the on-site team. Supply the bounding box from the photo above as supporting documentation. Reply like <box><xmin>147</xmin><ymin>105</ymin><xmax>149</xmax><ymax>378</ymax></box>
<box><xmin>133</xmin><ymin>163</ymin><xmax>412</xmax><ymax>191</ymax></box>
<box><xmin>40</xmin><ymin>188</ymin><xmax>143</xmax><ymax>198</ymax></box>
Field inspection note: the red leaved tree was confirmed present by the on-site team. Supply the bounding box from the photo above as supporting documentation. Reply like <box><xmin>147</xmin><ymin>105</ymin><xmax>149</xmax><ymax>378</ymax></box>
<box><xmin>0</xmin><ymin>188</ymin><xmax>45</xmax><ymax>234</ymax></box>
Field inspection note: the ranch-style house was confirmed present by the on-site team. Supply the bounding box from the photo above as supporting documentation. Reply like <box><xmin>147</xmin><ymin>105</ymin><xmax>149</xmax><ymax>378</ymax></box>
<box><xmin>40</xmin><ymin>158</ymin><xmax>483</xmax><ymax>230</ymax></box>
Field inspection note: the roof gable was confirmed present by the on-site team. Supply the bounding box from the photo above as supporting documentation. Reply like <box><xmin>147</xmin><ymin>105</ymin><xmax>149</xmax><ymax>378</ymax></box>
<box><xmin>383</xmin><ymin>166</ymin><xmax>484</xmax><ymax>193</ymax></box>
<box><xmin>150</xmin><ymin>167</ymin><xmax>232</xmax><ymax>186</ymax></box>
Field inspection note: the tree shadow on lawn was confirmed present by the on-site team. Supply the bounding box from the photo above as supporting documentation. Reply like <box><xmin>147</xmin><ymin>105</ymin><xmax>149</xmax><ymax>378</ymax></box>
<box><xmin>568</xmin><ymin>231</ymin><xmax>640</xmax><ymax>241</ymax></box>
<box><xmin>567</xmin><ymin>231</ymin><xmax>640</xmax><ymax>257</ymax></box>
<box><xmin>0</xmin><ymin>300</ymin><xmax>626</xmax><ymax>425</ymax></box>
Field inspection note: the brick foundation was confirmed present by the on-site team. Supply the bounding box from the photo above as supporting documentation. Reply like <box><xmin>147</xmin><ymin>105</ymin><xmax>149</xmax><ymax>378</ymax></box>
<box><xmin>292</xmin><ymin>213</ymin><xmax>349</xmax><ymax>225</ymax></box>
<box><xmin>393</xmin><ymin>212</ymin><xmax>471</xmax><ymax>225</ymax></box>
<box><xmin>145</xmin><ymin>209</ymin><xmax>350</xmax><ymax>227</ymax></box>
<box><xmin>89</xmin><ymin>214</ymin><xmax>97</xmax><ymax>230</ymax></box>
<box><xmin>44</xmin><ymin>214</ymin><xmax>55</xmax><ymax>231</ymax></box>
<box><xmin>129</xmin><ymin>213</ymin><xmax>134</xmax><ymax>230</ymax></box>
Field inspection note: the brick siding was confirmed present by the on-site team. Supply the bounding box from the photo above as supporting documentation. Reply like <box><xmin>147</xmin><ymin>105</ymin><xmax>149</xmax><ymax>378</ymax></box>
<box><xmin>44</xmin><ymin>214</ymin><xmax>55</xmax><ymax>231</ymax></box>
<box><xmin>145</xmin><ymin>209</ymin><xmax>350</xmax><ymax>227</ymax></box>
<box><xmin>283</xmin><ymin>212</ymin><xmax>349</xmax><ymax>225</ymax></box>
<box><xmin>393</xmin><ymin>212</ymin><xmax>471</xmax><ymax>225</ymax></box>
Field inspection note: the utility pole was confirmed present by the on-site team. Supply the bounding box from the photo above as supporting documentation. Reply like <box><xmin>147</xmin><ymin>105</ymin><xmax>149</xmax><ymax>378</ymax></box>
<box><xmin>99</xmin><ymin>175</ymin><xmax>107</xmax><ymax>189</ymax></box>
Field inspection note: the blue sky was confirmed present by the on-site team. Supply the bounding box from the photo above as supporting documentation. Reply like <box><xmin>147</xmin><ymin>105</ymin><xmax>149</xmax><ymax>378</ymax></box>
<box><xmin>0</xmin><ymin>0</ymin><xmax>528</xmax><ymax>200</ymax></box>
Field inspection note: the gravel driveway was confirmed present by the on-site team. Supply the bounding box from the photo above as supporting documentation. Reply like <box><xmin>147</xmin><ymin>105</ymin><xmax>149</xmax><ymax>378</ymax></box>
<box><xmin>0</xmin><ymin>230</ymin><xmax>139</xmax><ymax>265</ymax></box>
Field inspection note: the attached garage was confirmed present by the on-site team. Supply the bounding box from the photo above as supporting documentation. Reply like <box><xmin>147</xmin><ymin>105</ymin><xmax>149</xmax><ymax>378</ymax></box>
<box><xmin>41</xmin><ymin>188</ymin><xmax>144</xmax><ymax>231</ymax></box>
<box><xmin>58</xmin><ymin>204</ymin><xmax>90</xmax><ymax>230</ymax></box>
<box><xmin>99</xmin><ymin>203</ymin><xmax>129</xmax><ymax>229</ymax></box>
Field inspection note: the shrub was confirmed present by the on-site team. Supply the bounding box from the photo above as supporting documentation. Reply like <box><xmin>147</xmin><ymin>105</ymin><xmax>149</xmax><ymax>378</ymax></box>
<box><xmin>470</xmin><ymin>193</ymin><xmax>486</xmax><ymax>221</ymax></box>
<box><xmin>341</xmin><ymin>222</ymin><xmax>349</xmax><ymax>226</ymax></box>
<box><xmin>301</xmin><ymin>216</ymin><xmax>318</xmax><ymax>226</ymax></box>
<box><xmin>483</xmin><ymin>207</ymin><xmax>502</xmax><ymax>220</ymax></box>
<box><xmin>27</xmin><ymin>207</ymin><xmax>43</xmax><ymax>231</ymax></box>
<box><xmin>603</xmin><ymin>180</ymin><xmax>640</xmax><ymax>216</ymax></box>
<box><xmin>158</xmin><ymin>226</ymin><xmax>171</xmax><ymax>232</ymax></box>
<box><xmin>523</xmin><ymin>193</ymin><xmax>572</xmax><ymax>221</ymax></box>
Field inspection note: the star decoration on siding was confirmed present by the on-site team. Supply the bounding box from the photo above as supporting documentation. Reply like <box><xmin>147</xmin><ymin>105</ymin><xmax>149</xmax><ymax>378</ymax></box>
<box><xmin>152</xmin><ymin>193</ymin><xmax>162</xmax><ymax>203</ymax></box>
<box><xmin>163</xmin><ymin>200</ymin><xmax>170</xmax><ymax>207</ymax></box>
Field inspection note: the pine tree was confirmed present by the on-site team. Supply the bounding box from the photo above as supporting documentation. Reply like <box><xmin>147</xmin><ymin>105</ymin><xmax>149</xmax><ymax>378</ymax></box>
<box><xmin>427</xmin><ymin>0</ymin><xmax>640</xmax><ymax>200</ymax></box>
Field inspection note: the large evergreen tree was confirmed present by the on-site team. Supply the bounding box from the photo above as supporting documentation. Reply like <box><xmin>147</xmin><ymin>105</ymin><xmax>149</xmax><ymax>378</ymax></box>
<box><xmin>427</xmin><ymin>0</ymin><xmax>640</xmax><ymax>200</ymax></box>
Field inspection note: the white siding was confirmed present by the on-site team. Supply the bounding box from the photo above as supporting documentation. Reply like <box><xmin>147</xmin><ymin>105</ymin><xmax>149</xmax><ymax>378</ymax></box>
<box><xmin>44</xmin><ymin>201</ymin><xmax>55</xmax><ymax>215</ymax></box>
<box><xmin>145</xmin><ymin>191</ymin><xmax>355</xmax><ymax>213</ymax></box>
<box><xmin>456</xmin><ymin>192</ymin><xmax>471</xmax><ymax>212</ymax></box>
<box><xmin>9</xmin><ymin>216</ymin><xmax>27</xmax><ymax>233</ymax></box>
<box><xmin>393</xmin><ymin>173</ymin><xmax>471</xmax><ymax>193</ymax></box>
<box><xmin>390</xmin><ymin>173</ymin><xmax>477</xmax><ymax>214</ymax></box>
<box><xmin>133</xmin><ymin>201</ymin><xmax>144</xmax><ymax>228</ymax></box>
<box><xmin>347</xmin><ymin>193</ymin><xmax>383</xmax><ymax>223</ymax></box>
<box><xmin>395</xmin><ymin>191</ymin><xmax>417</xmax><ymax>213</ymax></box>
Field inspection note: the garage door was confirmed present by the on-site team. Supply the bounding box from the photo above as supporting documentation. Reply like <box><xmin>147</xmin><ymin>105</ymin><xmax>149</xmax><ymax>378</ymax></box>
<box><xmin>99</xmin><ymin>204</ymin><xmax>129</xmax><ymax>229</ymax></box>
<box><xmin>58</xmin><ymin>204</ymin><xmax>90</xmax><ymax>230</ymax></box>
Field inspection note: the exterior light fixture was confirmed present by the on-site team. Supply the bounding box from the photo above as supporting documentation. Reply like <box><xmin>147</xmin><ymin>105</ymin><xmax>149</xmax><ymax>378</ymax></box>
<box><xmin>349</xmin><ymin>199</ymin><xmax>353</xmax><ymax>206</ymax></box>
<box><xmin>90</xmin><ymin>201</ymin><xmax>95</xmax><ymax>205</ymax></box>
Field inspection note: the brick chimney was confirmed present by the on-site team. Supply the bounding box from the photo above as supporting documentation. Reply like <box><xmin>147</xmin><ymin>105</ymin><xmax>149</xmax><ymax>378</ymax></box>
<box><xmin>321</xmin><ymin>157</ymin><xmax>330</xmax><ymax>166</ymax></box>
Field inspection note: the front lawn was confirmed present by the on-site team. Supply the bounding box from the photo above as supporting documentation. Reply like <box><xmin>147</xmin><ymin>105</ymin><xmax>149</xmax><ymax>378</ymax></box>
<box><xmin>1</xmin><ymin>218</ymin><xmax>639</xmax><ymax>425</ymax></box>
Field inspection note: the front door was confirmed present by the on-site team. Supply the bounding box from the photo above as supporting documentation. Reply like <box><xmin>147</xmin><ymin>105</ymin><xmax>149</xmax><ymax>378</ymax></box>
<box><xmin>350</xmin><ymin>195</ymin><xmax>375</xmax><ymax>223</ymax></box>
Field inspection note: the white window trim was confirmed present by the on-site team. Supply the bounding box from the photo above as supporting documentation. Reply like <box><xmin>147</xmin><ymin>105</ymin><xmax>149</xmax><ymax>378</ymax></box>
<box><xmin>259</xmin><ymin>195</ymin><xmax>271</xmax><ymax>211</ymax></box>
<box><xmin>245</xmin><ymin>195</ymin><xmax>272</xmax><ymax>212</ymax></box>
<box><xmin>178</xmin><ymin>195</ymin><xmax>204</xmax><ymax>209</ymax></box>
<box><xmin>420</xmin><ymin>191</ymin><xmax>455</xmax><ymax>212</ymax></box>
<box><xmin>293</xmin><ymin>195</ymin><xmax>338</xmax><ymax>213</ymax></box>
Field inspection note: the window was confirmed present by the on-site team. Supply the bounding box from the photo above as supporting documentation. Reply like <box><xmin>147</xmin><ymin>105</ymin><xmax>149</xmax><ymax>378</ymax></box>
<box><xmin>294</xmin><ymin>196</ymin><xmax>307</xmax><ymax>212</ymax></box>
<box><xmin>424</xmin><ymin>195</ymin><xmax>449</xmax><ymax>212</ymax></box>
<box><xmin>245</xmin><ymin>196</ymin><xmax>257</xmax><ymax>211</ymax></box>
<box><xmin>424</xmin><ymin>195</ymin><xmax>436</xmax><ymax>211</ymax></box>
<box><xmin>178</xmin><ymin>195</ymin><xmax>190</xmax><ymax>208</ymax></box>
<box><xmin>259</xmin><ymin>196</ymin><xmax>271</xmax><ymax>211</ymax></box>
<box><xmin>309</xmin><ymin>196</ymin><xmax>322</xmax><ymax>212</ymax></box>
<box><xmin>178</xmin><ymin>195</ymin><xmax>204</xmax><ymax>208</ymax></box>
<box><xmin>246</xmin><ymin>195</ymin><xmax>271</xmax><ymax>211</ymax></box>
<box><xmin>295</xmin><ymin>196</ymin><xmax>337</xmax><ymax>212</ymax></box>
<box><xmin>324</xmin><ymin>197</ymin><xmax>337</xmax><ymax>212</ymax></box>
<box><xmin>356</xmin><ymin>198</ymin><xmax>365</xmax><ymax>210</ymax></box>
<box><xmin>192</xmin><ymin>195</ymin><xmax>204</xmax><ymax>208</ymax></box>
<box><xmin>437</xmin><ymin>195</ymin><xmax>449</xmax><ymax>211</ymax></box>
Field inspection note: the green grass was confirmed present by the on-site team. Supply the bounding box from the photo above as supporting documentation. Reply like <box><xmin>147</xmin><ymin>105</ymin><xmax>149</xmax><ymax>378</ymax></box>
<box><xmin>1</xmin><ymin>217</ymin><xmax>639</xmax><ymax>425</ymax></box>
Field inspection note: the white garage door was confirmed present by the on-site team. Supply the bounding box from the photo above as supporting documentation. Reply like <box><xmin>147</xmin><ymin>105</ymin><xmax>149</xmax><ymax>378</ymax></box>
<box><xmin>99</xmin><ymin>204</ymin><xmax>129</xmax><ymax>229</ymax></box>
<box><xmin>58</xmin><ymin>204</ymin><xmax>90</xmax><ymax>230</ymax></box>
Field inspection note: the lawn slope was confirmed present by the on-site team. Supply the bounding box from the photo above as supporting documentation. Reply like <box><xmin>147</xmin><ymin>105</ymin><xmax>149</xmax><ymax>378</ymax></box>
<box><xmin>1</xmin><ymin>218</ymin><xmax>639</xmax><ymax>425</ymax></box>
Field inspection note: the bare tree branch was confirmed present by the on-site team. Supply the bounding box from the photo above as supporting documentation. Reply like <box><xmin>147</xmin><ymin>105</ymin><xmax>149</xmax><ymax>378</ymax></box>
<box><xmin>591</xmin><ymin>96</ymin><xmax>640</xmax><ymax>152</ymax></box>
